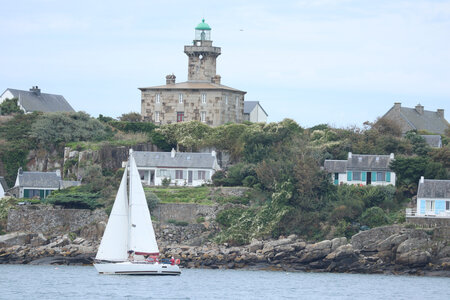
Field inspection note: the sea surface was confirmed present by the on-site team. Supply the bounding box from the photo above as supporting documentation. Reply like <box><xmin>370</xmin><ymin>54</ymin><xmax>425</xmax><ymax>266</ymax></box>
<box><xmin>0</xmin><ymin>265</ymin><xmax>448</xmax><ymax>300</ymax></box>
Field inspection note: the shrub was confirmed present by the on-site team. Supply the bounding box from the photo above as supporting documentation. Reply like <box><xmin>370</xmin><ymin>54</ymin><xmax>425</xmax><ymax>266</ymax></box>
<box><xmin>145</xmin><ymin>190</ymin><xmax>160</xmax><ymax>211</ymax></box>
<box><xmin>45</xmin><ymin>191</ymin><xmax>102</xmax><ymax>210</ymax></box>
<box><xmin>161</xmin><ymin>177</ymin><xmax>171</xmax><ymax>187</ymax></box>
<box><xmin>360</xmin><ymin>207</ymin><xmax>390</xmax><ymax>228</ymax></box>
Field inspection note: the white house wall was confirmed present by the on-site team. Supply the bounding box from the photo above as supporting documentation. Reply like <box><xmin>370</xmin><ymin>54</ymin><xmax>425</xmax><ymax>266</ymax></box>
<box><xmin>249</xmin><ymin>105</ymin><xmax>267</xmax><ymax>123</ymax></box>
<box><xmin>0</xmin><ymin>90</ymin><xmax>14</xmax><ymax>103</ymax></box>
<box><xmin>333</xmin><ymin>172</ymin><xmax>396</xmax><ymax>186</ymax></box>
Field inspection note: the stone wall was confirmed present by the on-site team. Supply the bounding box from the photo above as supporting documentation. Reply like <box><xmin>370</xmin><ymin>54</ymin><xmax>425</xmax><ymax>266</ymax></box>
<box><xmin>141</xmin><ymin>89</ymin><xmax>244</xmax><ymax>126</ymax></box>
<box><xmin>406</xmin><ymin>217</ymin><xmax>450</xmax><ymax>228</ymax></box>
<box><xmin>154</xmin><ymin>203</ymin><xmax>218</xmax><ymax>224</ymax></box>
<box><xmin>7</xmin><ymin>205</ymin><xmax>107</xmax><ymax>234</ymax></box>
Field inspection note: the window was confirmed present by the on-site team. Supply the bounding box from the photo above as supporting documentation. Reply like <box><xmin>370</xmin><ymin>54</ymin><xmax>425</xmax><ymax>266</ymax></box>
<box><xmin>175</xmin><ymin>170</ymin><xmax>184</xmax><ymax>179</ymax></box>
<box><xmin>198</xmin><ymin>171</ymin><xmax>206</xmax><ymax>180</ymax></box>
<box><xmin>446</xmin><ymin>201</ymin><xmax>450</xmax><ymax>211</ymax></box>
<box><xmin>179</xmin><ymin>93</ymin><xmax>183</xmax><ymax>103</ymax></box>
<box><xmin>201</xmin><ymin>111</ymin><xmax>206</xmax><ymax>122</ymax></box>
<box><xmin>376</xmin><ymin>172</ymin><xmax>385</xmax><ymax>181</ymax></box>
<box><xmin>426</xmin><ymin>200</ymin><xmax>435</xmax><ymax>213</ymax></box>
<box><xmin>225</xmin><ymin>95</ymin><xmax>228</xmax><ymax>105</ymax></box>
<box><xmin>201</xmin><ymin>93</ymin><xmax>206</xmax><ymax>104</ymax></box>
<box><xmin>155</xmin><ymin>111</ymin><xmax>160</xmax><ymax>123</ymax></box>
<box><xmin>156</xmin><ymin>93</ymin><xmax>160</xmax><ymax>104</ymax></box>
<box><xmin>353</xmin><ymin>171</ymin><xmax>361</xmax><ymax>181</ymax></box>
<box><xmin>177</xmin><ymin>112</ymin><xmax>184</xmax><ymax>122</ymax></box>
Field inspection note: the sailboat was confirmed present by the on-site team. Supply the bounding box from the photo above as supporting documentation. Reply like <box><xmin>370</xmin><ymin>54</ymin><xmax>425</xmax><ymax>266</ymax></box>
<box><xmin>93</xmin><ymin>150</ymin><xmax>181</xmax><ymax>275</ymax></box>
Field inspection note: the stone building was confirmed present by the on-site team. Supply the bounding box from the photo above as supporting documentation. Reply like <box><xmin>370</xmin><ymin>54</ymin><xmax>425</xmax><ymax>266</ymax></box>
<box><xmin>378</xmin><ymin>102</ymin><xmax>448</xmax><ymax>135</ymax></box>
<box><xmin>139</xmin><ymin>19</ymin><xmax>246</xmax><ymax>126</ymax></box>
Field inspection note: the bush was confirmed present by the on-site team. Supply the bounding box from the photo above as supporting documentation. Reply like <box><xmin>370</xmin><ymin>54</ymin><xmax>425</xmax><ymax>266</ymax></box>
<box><xmin>145</xmin><ymin>190</ymin><xmax>160</xmax><ymax>211</ymax></box>
<box><xmin>360</xmin><ymin>207</ymin><xmax>390</xmax><ymax>228</ymax></box>
<box><xmin>0</xmin><ymin>98</ymin><xmax>23</xmax><ymax>115</ymax></box>
<box><xmin>161</xmin><ymin>178</ymin><xmax>171</xmax><ymax>187</ymax></box>
<box><xmin>45</xmin><ymin>190</ymin><xmax>102</xmax><ymax>210</ymax></box>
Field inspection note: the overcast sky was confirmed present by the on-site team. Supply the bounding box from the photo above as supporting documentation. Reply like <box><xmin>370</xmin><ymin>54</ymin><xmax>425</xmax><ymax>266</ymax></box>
<box><xmin>1</xmin><ymin>0</ymin><xmax>449</xmax><ymax>128</ymax></box>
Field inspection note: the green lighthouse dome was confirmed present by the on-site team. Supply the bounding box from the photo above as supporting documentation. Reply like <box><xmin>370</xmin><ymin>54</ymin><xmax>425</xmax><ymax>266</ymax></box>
<box><xmin>195</xmin><ymin>19</ymin><xmax>211</xmax><ymax>31</ymax></box>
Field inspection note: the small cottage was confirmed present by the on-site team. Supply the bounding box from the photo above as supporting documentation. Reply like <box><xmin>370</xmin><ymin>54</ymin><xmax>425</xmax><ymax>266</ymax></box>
<box><xmin>324</xmin><ymin>152</ymin><xmax>396</xmax><ymax>186</ymax></box>
<box><xmin>0</xmin><ymin>86</ymin><xmax>75</xmax><ymax>113</ymax></box>
<box><xmin>243</xmin><ymin>101</ymin><xmax>268</xmax><ymax>123</ymax></box>
<box><xmin>415</xmin><ymin>176</ymin><xmax>450</xmax><ymax>217</ymax></box>
<box><xmin>10</xmin><ymin>168</ymin><xmax>80</xmax><ymax>199</ymax></box>
<box><xmin>132</xmin><ymin>149</ymin><xmax>220</xmax><ymax>186</ymax></box>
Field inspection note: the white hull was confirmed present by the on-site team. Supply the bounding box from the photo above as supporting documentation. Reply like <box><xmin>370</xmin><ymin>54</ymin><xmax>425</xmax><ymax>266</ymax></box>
<box><xmin>94</xmin><ymin>261</ymin><xmax>181</xmax><ymax>275</ymax></box>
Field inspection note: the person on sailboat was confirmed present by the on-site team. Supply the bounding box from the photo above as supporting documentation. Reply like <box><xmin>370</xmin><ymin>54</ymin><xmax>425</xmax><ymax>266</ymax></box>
<box><xmin>170</xmin><ymin>256</ymin><xmax>175</xmax><ymax>265</ymax></box>
<box><xmin>128</xmin><ymin>250</ymin><xmax>134</xmax><ymax>261</ymax></box>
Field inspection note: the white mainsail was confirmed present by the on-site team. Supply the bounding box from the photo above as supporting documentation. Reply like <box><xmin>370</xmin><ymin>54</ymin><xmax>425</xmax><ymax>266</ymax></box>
<box><xmin>128</xmin><ymin>154</ymin><xmax>159</xmax><ymax>255</ymax></box>
<box><xmin>95</xmin><ymin>166</ymin><xmax>129</xmax><ymax>261</ymax></box>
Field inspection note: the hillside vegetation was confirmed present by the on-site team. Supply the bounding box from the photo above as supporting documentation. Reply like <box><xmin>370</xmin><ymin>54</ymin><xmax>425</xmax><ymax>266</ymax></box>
<box><xmin>0</xmin><ymin>110</ymin><xmax>449</xmax><ymax>243</ymax></box>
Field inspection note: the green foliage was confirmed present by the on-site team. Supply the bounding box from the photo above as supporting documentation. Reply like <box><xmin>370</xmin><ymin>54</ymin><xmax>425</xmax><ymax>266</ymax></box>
<box><xmin>212</xmin><ymin>163</ymin><xmax>256</xmax><ymax>187</ymax></box>
<box><xmin>196</xmin><ymin>216</ymin><xmax>205</xmax><ymax>223</ymax></box>
<box><xmin>109</xmin><ymin>120</ymin><xmax>157</xmax><ymax>133</ymax></box>
<box><xmin>45</xmin><ymin>189</ymin><xmax>102</xmax><ymax>209</ymax></box>
<box><xmin>145</xmin><ymin>187</ymin><xmax>213</xmax><ymax>205</ymax></box>
<box><xmin>144</xmin><ymin>190</ymin><xmax>160</xmax><ymax>211</ymax></box>
<box><xmin>0</xmin><ymin>98</ymin><xmax>23</xmax><ymax>115</ymax></box>
<box><xmin>360</xmin><ymin>207</ymin><xmax>390</xmax><ymax>228</ymax></box>
<box><xmin>405</xmin><ymin>131</ymin><xmax>430</xmax><ymax>156</ymax></box>
<box><xmin>161</xmin><ymin>177</ymin><xmax>171</xmax><ymax>187</ymax></box>
<box><xmin>30</xmin><ymin>112</ymin><xmax>113</xmax><ymax>146</ymax></box>
<box><xmin>167</xmin><ymin>219</ymin><xmax>188</xmax><ymax>226</ymax></box>
<box><xmin>118</xmin><ymin>112</ymin><xmax>142</xmax><ymax>122</ymax></box>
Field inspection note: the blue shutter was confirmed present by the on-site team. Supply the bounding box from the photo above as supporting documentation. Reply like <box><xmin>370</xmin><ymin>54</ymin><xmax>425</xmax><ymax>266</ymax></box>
<box><xmin>386</xmin><ymin>172</ymin><xmax>391</xmax><ymax>183</ymax></box>
<box><xmin>24</xmin><ymin>189</ymin><xmax>29</xmax><ymax>198</ymax></box>
<box><xmin>372</xmin><ymin>172</ymin><xmax>377</xmax><ymax>182</ymax></box>
<box><xmin>362</xmin><ymin>172</ymin><xmax>366</xmax><ymax>182</ymax></box>
<box><xmin>347</xmin><ymin>171</ymin><xmax>352</xmax><ymax>181</ymax></box>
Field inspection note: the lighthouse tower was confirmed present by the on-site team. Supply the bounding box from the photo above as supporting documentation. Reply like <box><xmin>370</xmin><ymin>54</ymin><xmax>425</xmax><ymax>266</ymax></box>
<box><xmin>184</xmin><ymin>19</ymin><xmax>221</xmax><ymax>82</ymax></box>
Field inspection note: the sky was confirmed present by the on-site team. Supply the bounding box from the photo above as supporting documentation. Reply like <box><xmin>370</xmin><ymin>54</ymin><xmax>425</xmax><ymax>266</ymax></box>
<box><xmin>1</xmin><ymin>0</ymin><xmax>449</xmax><ymax>128</ymax></box>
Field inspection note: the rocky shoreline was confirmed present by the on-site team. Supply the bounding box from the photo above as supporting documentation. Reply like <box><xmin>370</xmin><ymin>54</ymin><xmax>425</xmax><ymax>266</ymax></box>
<box><xmin>1</xmin><ymin>225</ymin><xmax>449</xmax><ymax>277</ymax></box>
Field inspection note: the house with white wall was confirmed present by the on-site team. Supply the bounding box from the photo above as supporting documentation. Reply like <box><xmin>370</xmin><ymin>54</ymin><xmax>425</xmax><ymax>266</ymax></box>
<box><xmin>132</xmin><ymin>149</ymin><xmax>220</xmax><ymax>186</ymax></box>
<box><xmin>324</xmin><ymin>152</ymin><xmax>396</xmax><ymax>186</ymax></box>
<box><xmin>243</xmin><ymin>101</ymin><xmax>268</xmax><ymax>123</ymax></box>
<box><xmin>10</xmin><ymin>168</ymin><xmax>80</xmax><ymax>199</ymax></box>
<box><xmin>415</xmin><ymin>176</ymin><xmax>450</xmax><ymax>217</ymax></box>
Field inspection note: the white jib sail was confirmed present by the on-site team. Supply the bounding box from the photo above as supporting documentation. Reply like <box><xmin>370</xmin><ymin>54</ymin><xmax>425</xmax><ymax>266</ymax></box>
<box><xmin>95</xmin><ymin>165</ymin><xmax>129</xmax><ymax>261</ymax></box>
<box><xmin>128</xmin><ymin>155</ymin><xmax>159</xmax><ymax>255</ymax></box>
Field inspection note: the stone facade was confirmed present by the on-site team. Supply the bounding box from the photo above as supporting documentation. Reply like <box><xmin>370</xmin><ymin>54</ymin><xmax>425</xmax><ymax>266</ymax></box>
<box><xmin>140</xmin><ymin>19</ymin><xmax>246</xmax><ymax>126</ymax></box>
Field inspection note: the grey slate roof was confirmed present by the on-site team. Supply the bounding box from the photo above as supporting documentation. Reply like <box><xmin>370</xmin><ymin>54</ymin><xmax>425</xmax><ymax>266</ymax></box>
<box><xmin>323</xmin><ymin>160</ymin><xmax>347</xmax><ymax>173</ymax></box>
<box><xmin>5</xmin><ymin>88</ymin><xmax>75</xmax><ymax>113</ymax></box>
<box><xmin>399</xmin><ymin>107</ymin><xmax>448</xmax><ymax>134</ymax></box>
<box><xmin>17</xmin><ymin>171</ymin><xmax>61</xmax><ymax>188</ymax></box>
<box><xmin>133</xmin><ymin>151</ymin><xmax>217</xmax><ymax>169</ymax></box>
<box><xmin>347</xmin><ymin>154</ymin><xmax>393</xmax><ymax>171</ymax></box>
<box><xmin>420</xmin><ymin>135</ymin><xmax>442</xmax><ymax>148</ymax></box>
<box><xmin>418</xmin><ymin>179</ymin><xmax>450</xmax><ymax>199</ymax></box>
<box><xmin>244</xmin><ymin>101</ymin><xmax>268</xmax><ymax>116</ymax></box>
<box><xmin>324</xmin><ymin>153</ymin><xmax>394</xmax><ymax>173</ymax></box>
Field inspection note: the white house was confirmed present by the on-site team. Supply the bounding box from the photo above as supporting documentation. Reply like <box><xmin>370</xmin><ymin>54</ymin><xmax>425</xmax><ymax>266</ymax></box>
<box><xmin>243</xmin><ymin>101</ymin><xmax>268</xmax><ymax>123</ymax></box>
<box><xmin>324</xmin><ymin>152</ymin><xmax>396</xmax><ymax>186</ymax></box>
<box><xmin>415</xmin><ymin>176</ymin><xmax>450</xmax><ymax>217</ymax></box>
<box><xmin>132</xmin><ymin>149</ymin><xmax>220</xmax><ymax>186</ymax></box>
<box><xmin>10</xmin><ymin>168</ymin><xmax>80</xmax><ymax>199</ymax></box>
<box><xmin>0</xmin><ymin>86</ymin><xmax>75</xmax><ymax>113</ymax></box>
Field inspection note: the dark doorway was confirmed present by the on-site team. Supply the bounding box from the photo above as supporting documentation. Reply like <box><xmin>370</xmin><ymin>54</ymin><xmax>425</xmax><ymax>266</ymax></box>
<box><xmin>366</xmin><ymin>172</ymin><xmax>372</xmax><ymax>185</ymax></box>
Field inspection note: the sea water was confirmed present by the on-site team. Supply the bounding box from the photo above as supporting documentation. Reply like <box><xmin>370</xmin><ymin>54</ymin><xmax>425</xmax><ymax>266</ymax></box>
<box><xmin>0</xmin><ymin>265</ymin><xmax>448</xmax><ymax>300</ymax></box>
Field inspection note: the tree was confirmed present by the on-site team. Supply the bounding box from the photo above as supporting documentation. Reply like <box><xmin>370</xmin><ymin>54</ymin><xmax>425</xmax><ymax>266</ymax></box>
<box><xmin>0</xmin><ymin>98</ymin><xmax>23</xmax><ymax>115</ymax></box>
<box><xmin>30</xmin><ymin>112</ymin><xmax>112</xmax><ymax>146</ymax></box>
<box><xmin>118</xmin><ymin>112</ymin><xmax>142</xmax><ymax>122</ymax></box>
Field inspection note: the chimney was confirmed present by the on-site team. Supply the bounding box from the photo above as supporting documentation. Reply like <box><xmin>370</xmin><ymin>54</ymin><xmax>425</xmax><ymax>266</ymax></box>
<box><xmin>30</xmin><ymin>86</ymin><xmax>41</xmax><ymax>96</ymax></box>
<box><xmin>415</xmin><ymin>103</ymin><xmax>424</xmax><ymax>115</ymax></box>
<box><xmin>18</xmin><ymin>167</ymin><xmax>23</xmax><ymax>175</ymax></box>
<box><xmin>55</xmin><ymin>169</ymin><xmax>61</xmax><ymax>178</ymax></box>
<box><xmin>437</xmin><ymin>109</ymin><xmax>444</xmax><ymax>118</ymax></box>
<box><xmin>390</xmin><ymin>153</ymin><xmax>394</xmax><ymax>159</ymax></box>
<box><xmin>171</xmin><ymin>148</ymin><xmax>176</xmax><ymax>158</ymax></box>
<box><xmin>420</xmin><ymin>176</ymin><xmax>424</xmax><ymax>184</ymax></box>
<box><xmin>348</xmin><ymin>152</ymin><xmax>352</xmax><ymax>159</ymax></box>
<box><xmin>394</xmin><ymin>102</ymin><xmax>401</xmax><ymax>111</ymax></box>
<box><xmin>211</xmin><ymin>150</ymin><xmax>216</xmax><ymax>157</ymax></box>
<box><xmin>212</xmin><ymin>75</ymin><xmax>221</xmax><ymax>85</ymax></box>
<box><xmin>166</xmin><ymin>74</ymin><xmax>176</xmax><ymax>85</ymax></box>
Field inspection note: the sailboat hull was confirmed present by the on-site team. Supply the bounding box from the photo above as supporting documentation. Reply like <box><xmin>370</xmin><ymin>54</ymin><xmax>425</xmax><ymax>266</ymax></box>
<box><xmin>94</xmin><ymin>261</ymin><xmax>181</xmax><ymax>275</ymax></box>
